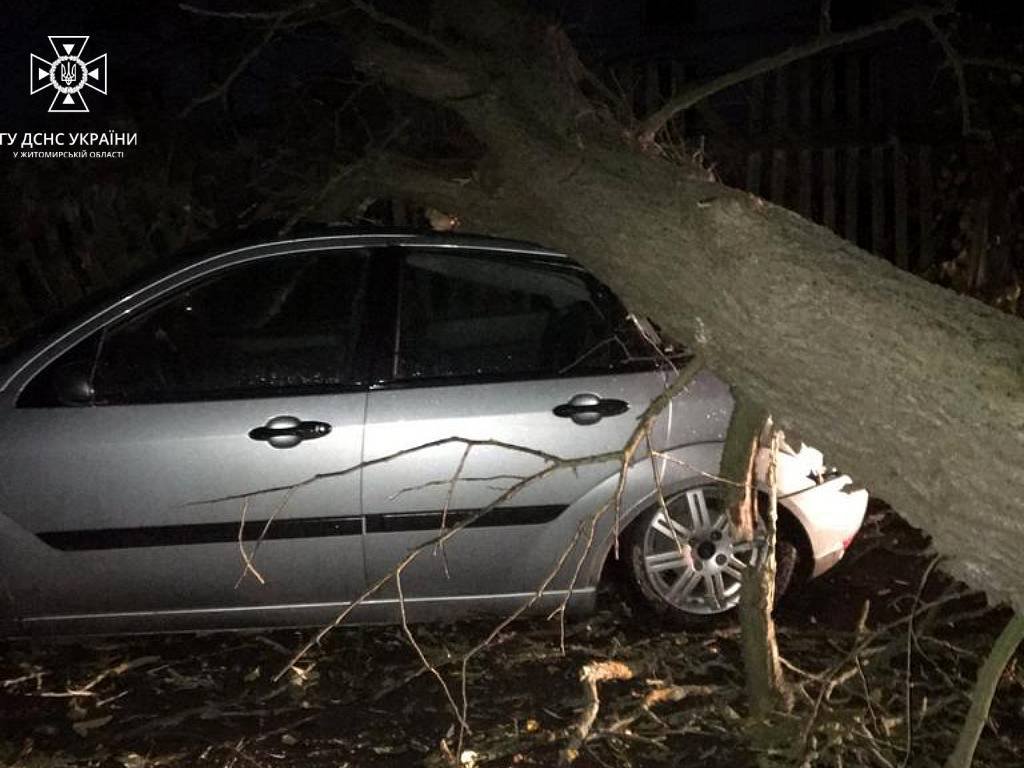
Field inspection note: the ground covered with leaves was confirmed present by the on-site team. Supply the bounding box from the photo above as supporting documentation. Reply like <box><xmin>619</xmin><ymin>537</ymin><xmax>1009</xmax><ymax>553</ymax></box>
<box><xmin>2</xmin><ymin>505</ymin><xmax>1021</xmax><ymax>768</ymax></box>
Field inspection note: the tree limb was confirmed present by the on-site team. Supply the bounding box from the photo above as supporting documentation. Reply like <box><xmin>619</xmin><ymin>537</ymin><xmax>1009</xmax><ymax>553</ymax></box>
<box><xmin>635</xmin><ymin>3</ymin><xmax>952</xmax><ymax>143</ymax></box>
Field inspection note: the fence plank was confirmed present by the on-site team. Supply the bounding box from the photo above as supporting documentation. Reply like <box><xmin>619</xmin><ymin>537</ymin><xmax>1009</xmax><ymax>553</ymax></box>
<box><xmin>799</xmin><ymin>59</ymin><xmax>813</xmax><ymax>129</ymax></box>
<box><xmin>845</xmin><ymin>55</ymin><xmax>861</xmax><ymax>127</ymax></box>
<box><xmin>773</xmin><ymin>66</ymin><xmax>788</xmax><ymax>131</ymax></box>
<box><xmin>917</xmin><ymin>145</ymin><xmax>935</xmax><ymax>272</ymax></box>
<box><xmin>822</xmin><ymin>148</ymin><xmax>837</xmax><ymax>231</ymax></box>
<box><xmin>798</xmin><ymin>149</ymin><xmax>814</xmax><ymax>217</ymax></box>
<box><xmin>821</xmin><ymin>56</ymin><xmax>835</xmax><ymax>128</ymax></box>
<box><xmin>770</xmin><ymin>149</ymin><xmax>787</xmax><ymax>205</ymax></box>
<box><xmin>844</xmin><ymin>146</ymin><xmax>860</xmax><ymax>244</ymax></box>
<box><xmin>746</xmin><ymin>151</ymin><xmax>763</xmax><ymax>197</ymax></box>
<box><xmin>749</xmin><ymin>74</ymin><xmax>764</xmax><ymax>135</ymax></box>
<box><xmin>893</xmin><ymin>140</ymin><xmax>909</xmax><ymax>269</ymax></box>
<box><xmin>871</xmin><ymin>145</ymin><xmax>887</xmax><ymax>257</ymax></box>
<box><xmin>870</xmin><ymin>53</ymin><xmax>885</xmax><ymax>128</ymax></box>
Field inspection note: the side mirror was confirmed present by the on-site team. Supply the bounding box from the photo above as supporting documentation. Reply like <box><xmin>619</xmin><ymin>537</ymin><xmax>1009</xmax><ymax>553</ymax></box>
<box><xmin>53</xmin><ymin>365</ymin><xmax>95</xmax><ymax>406</ymax></box>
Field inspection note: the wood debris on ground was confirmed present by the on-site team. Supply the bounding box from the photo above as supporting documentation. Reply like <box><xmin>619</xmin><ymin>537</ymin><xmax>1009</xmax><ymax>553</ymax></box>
<box><xmin>0</xmin><ymin>507</ymin><xmax>1021</xmax><ymax>767</ymax></box>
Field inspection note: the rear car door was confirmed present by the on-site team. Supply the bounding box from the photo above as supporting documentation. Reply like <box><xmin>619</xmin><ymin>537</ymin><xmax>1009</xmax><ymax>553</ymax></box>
<box><xmin>361</xmin><ymin>247</ymin><xmax>666</xmax><ymax>617</ymax></box>
<box><xmin>0</xmin><ymin>245</ymin><xmax>371</xmax><ymax>634</ymax></box>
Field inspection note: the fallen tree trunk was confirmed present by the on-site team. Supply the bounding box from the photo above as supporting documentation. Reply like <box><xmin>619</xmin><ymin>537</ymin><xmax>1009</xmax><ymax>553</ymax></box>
<box><xmin>318</xmin><ymin>0</ymin><xmax>1024</xmax><ymax>611</ymax></box>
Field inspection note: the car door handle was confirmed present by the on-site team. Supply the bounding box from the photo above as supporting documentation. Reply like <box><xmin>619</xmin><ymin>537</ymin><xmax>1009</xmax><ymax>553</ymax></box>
<box><xmin>552</xmin><ymin>394</ymin><xmax>629</xmax><ymax>426</ymax></box>
<box><xmin>248</xmin><ymin>416</ymin><xmax>332</xmax><ymax>449</ymax></box>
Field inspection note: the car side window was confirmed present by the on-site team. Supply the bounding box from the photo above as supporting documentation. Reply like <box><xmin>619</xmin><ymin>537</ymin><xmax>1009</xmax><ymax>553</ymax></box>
<box><xmin>19</xmin><ymin>249</ymin><xmax>370</xmax><ymax>407</ymax></box>
<box><xmin>393</xmin><ymin>251</ymin><xmax>631</xmax><ymax>382</ymax></box>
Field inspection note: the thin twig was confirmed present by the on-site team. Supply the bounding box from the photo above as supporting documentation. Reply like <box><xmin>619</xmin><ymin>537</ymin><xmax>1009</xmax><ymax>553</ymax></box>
<box><xmin>265</xmin><ymin>357</ymin><xmax>706</xmax><ymax>757</ymax></box>
<box><xmin>234</xmin><ymin>497</ymin><xmax>265</xmax><ymax>587</ymax></box>
<box><xmin>388</xmin><ymin>473</ymin><xmax>527</xmax><ymax>499</ymax></box>
<box><xmin>434</xmin><ymin>442</ymin><xmax>473</xmax><ymax>575</ymax></box>
<box><xmin>394</xmin><ymin>570</ymin><xmax>469</xmax><ymax>732</ymax></box>
<box><xmin>275</xmin><ymin>459</ymin><xmax>574</xmax><ymax>681</ymax></box>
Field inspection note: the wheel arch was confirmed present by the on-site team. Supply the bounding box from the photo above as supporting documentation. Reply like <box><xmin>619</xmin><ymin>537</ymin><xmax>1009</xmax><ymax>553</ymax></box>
<box><xmin>564</xmin><ymin>440</ymin><xmax>726</xmax><ymax>591</ymax></box>
<box><xmin>581</xmin><ymin>466</ymin><xmax>817</xmax><ymax>593</ymax></box>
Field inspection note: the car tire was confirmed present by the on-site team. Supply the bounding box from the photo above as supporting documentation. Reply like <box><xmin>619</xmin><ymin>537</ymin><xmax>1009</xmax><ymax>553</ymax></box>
<box><xmin>622</xmin><ymin>486</ymin><xmax>800</xmax><ymax>629</ymax></box>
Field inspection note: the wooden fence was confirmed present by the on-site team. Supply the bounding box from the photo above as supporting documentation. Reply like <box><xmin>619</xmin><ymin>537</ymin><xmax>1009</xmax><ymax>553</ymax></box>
<box><xmin>618</xmin><ymin>41</ymin><xmax>945</xmax><ymax>270</ymax></box>
<box><xmin>743</xmin><ymin>141</ymin><xmax>938</xmax><ymax>271</ymax></box>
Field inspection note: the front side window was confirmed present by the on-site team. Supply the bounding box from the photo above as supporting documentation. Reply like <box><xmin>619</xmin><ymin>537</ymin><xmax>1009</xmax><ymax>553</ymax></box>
<box><xmin>393</xmin><ymin>251</ymin><xmax>639</xmax><ymax>382</ymax></box>
<box><xmin>20</xmin><ymin>249</ymin><xmax>370</xmax><ymax>406</ymax></box>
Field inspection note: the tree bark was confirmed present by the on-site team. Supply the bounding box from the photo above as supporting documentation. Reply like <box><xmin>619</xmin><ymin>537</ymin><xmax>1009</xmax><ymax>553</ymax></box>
<box><xmin>323</xmin><ymin>0</ymin><xmax>1024</xmax><ymax>612</ymax></box>
<box><xmin>721</xmin><ymin>399</ymin><xmax>790</xmax><ymax>719</ymax></box>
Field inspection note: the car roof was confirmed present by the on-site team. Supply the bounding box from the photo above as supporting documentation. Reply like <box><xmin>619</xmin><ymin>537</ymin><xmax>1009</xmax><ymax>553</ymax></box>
<box><xmin>180</xmin><ymin>222</ymin><xmax>567</xmax><ymax>260</ymax></box>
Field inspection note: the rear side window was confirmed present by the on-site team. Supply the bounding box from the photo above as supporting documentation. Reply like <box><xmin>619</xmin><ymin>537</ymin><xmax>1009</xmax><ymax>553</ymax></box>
<box><xmin>20</xmin><ymin>249</ymin><xmax>370</xmax><ymax>406</ymax></box>
<box><xmin>392</xmin><ymin>251</ymin><xmax>634</xmax><ymax>382</ymax></box>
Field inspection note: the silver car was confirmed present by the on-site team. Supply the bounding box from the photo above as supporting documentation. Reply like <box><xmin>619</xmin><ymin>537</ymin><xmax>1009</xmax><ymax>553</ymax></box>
<box><xmin>0</xmin><ymin>231</ymin><xmax>867</xmax><ymax>636</ymax></box>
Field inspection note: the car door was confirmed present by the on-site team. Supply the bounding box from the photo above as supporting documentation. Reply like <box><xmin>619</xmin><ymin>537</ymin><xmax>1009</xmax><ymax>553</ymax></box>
<box><xmin>0</xmin><ymin>246</ymin><xmax>372</xmax><ymax>633</ymax></box>
<box><xmin>361</xmin><ymin>247</ymin><xmax>666</xmax><ymax>616</ymax></box>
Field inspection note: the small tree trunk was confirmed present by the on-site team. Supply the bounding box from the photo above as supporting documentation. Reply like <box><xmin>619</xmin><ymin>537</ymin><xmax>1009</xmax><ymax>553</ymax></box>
<box><xmin>945</xmin><ymin>612</ymin><xmax>1024</xmax><ymax>768</ymax></box>
<box><xmin>739</xmin><ymin>427</ymin><xmax>791</xmax><ymax>720</ymax></box>
<box><xmin>721</xmin><ymin>394</ymin><xmax>790</xmax><ymax>719</ymax></box>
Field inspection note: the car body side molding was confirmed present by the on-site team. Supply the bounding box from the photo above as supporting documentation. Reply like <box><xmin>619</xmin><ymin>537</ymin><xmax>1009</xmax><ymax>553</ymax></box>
<box><xmin>36</xmin><ymin>505</ymin><xmax>568</xmax><ymax>551</ymax></box>
<box><xmin>364</xmin><ymin>505</ymin><xmax>565</xmax><ymax>533</ymax></box>
<box><xmin>37</xmin><ymin>515</ymin><xmax>365</xmax><ymax>550</ymax></box>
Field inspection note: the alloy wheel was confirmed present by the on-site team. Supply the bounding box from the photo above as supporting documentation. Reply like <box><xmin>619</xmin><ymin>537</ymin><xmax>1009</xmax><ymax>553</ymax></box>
<box><xmin>640</xmin><ymin>486</ymin><xmax>766</xmax><ymax>615</ymax></box>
